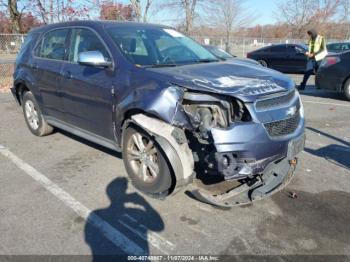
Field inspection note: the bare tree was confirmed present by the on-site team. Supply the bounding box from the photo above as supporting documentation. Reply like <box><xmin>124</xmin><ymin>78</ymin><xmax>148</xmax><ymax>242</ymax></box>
<box><xmin>206</xmin><ymin>0</ymin><xmax>253</xmax><ymax>52</ymax></box>
<box><xmin>29</xmin><ymin>0</ymin><xmax>93</xmax><ymax>24</ymax></box>
<box><xmin>33</xmin><ymin>0</ymin><xmax>48</xmax><ymax>24</ymax></box>
<box><xmin>8</xmin><ymin>0</ymin><xmax>21</xmax><ymax>32</ymax></box>
<box><xmin>276</xmin><ymin>0</ymin><xmax>342</xmax><ymax>38</ymax></box>
<box><xmin>182</xmin><ymin>0</ymin><xmax>197</xmax><ymax>33</ymax></box>
<box><xmin>340</xmin><ymin>0</ymin><xmax>350</xmax><ymax>38</ymax></box>
<box><xmin>160</xmin><ymin>0</ymin><xmax>202</xmax><ymax>34</ymax></box>
<box><xmin>0</xmin><ymin>0</ymin><xmax>22</xmax><ymax>32</ymax></box>
<box><xmin>130</xmin><ymin>0</ymin><xmax>153</xmax><ymax>22</ymax></box>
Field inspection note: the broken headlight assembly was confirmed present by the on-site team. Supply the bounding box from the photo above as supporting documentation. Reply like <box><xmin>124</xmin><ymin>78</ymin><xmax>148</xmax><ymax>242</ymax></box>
<box><xmin>182</xmin><ymin>92</ymin><xmax>231</xmax><ymax>139</ymax></box>
<box><xmin>182</xmin><ymin>92</ymin><xmax>251</xmax><ymax>138</ymax></box>
<box><xmin>180</xmin><ymin>91</ymin><xmax>253</xmax><ymax>180</ymax></box>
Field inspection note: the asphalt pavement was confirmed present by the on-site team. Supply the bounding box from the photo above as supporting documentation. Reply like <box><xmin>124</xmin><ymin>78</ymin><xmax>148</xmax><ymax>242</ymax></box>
<box><xmin>0</xmin><ymin>79</ymin><xmax>349</xmax><ymax>260</ymax></box>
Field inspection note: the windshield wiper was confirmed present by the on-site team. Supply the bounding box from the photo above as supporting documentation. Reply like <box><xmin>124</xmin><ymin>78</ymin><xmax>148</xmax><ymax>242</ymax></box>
<box><xmin>144</xmin><ymin>63</ymin><xmax>178</xmax><ymax>68</ymax></box>
<box><xmin>196</xmin><ymin>58</ymin><xmax>220</xmax><ymax>63</ymax></box>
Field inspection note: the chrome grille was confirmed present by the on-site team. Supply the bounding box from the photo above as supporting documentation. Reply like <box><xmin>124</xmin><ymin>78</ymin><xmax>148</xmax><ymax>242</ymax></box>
<box><xmin>256</xmin><ymin>90</ymin><xmax>295</xmax><ymax>111</ymax></box>
<box><xmin>264</xmin><ymin>112</ymin><xmax>300</xmax><ymax>137</ymax></box>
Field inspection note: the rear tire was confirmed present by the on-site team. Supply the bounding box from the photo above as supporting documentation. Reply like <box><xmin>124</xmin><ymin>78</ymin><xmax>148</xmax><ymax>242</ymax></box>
<box><xmin>344</xmin><ymin>79</ymin><xmax>350</xmax><ymax>101</ymax></box>
<box><xmin>22</xmin><ymin>91</ymin><xmax>54</xmax><ymax>136</ymax></box>
<box><xmin>122</xmin><ymin>125</ymin><xmax>173</xmax><ymax>197</ymax></box>
<box><xmin>258</xmin><ymin>60</ymin><xmax>268</xmax><ymax>67</ymax></box>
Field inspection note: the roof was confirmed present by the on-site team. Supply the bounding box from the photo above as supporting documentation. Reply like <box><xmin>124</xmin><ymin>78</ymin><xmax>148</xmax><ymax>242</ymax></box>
<box><xmin>29</xmin><ymin>20</ymin><xmax>172</xmax><ymax>34</ymax></box>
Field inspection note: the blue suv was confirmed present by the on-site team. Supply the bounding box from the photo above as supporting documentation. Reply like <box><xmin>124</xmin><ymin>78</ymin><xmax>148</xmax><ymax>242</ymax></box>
<box><xmin>12</xmin><ymin>21</ymin><xmax>305</xmax><ymax>207</ymax></box>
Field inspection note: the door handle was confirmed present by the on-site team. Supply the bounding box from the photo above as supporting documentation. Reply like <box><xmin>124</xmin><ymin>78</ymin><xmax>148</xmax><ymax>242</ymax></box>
<box><xmin>31</xmin><ymin>64</ymin><xmax>39</xmax><ymax>70</ymax></box>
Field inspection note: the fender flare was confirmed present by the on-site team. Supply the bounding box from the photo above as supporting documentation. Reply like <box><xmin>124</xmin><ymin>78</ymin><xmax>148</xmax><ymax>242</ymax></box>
<box><xmin>124</xmin><ymin>114</ymin><xmax>195</xmax><ymax>194</ymax></box>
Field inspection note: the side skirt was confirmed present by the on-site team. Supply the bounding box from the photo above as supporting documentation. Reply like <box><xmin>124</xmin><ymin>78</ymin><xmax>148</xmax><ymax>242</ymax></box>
<box><xmin>45</xmin><ymin>116</ymin><xmax>121</xmax><ymax>152</ymax></box>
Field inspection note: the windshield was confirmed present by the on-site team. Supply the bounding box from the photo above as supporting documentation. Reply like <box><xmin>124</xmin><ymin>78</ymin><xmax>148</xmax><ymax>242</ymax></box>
<box><xmin>206</xmin><ymin>46</ymin><xmax>234</xmax><ymax>60</ymax></box>
<box><xmin>107</xmin><ymin>26</ymin><xmax>218</xmax><ymax>66</ymax></box>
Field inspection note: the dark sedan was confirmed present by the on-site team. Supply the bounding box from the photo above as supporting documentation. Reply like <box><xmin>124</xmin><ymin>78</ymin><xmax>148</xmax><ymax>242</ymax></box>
<box><xmin>203</xmin><ymin>44</ymin><xmax>260</xmax><ymax>66</ymax></box>
<box><xmin>247</xmin><ymin>44</ymin><xmax>308</xmax><ymax>73</ymax></box>
<box><xmin>316</xmin><ymin>51</ymin><xmax>350</xmax><ymax>100</ymax></box>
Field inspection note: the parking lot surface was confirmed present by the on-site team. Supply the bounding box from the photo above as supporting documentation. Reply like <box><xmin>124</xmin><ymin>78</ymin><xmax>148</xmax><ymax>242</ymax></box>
<box><xmin>0</xmin><ymin>77</ymin><xmax>349</xmax><ymax>259</ymax></box>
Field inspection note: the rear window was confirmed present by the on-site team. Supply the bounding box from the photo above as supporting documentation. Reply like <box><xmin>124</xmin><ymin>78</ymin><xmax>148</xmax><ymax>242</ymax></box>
<box><xmin>35</xmin><ymin>29</ymin><xmax>69</xmax><ymax>60</ymax></box>
<box><xmin>18</xmin><ymin>34</ymin><xmax>34</xmax><ymax>57</ymax></box>
<box><xmin>16</xmin><ymin>33</ymin><xmax>37</xmax><ymax>61</ymax></box>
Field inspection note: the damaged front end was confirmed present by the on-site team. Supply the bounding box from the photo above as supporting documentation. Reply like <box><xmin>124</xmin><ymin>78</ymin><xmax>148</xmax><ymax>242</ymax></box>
<box><xmin>125</xmin><ymin>81</ymin><xmax>305</xmax><ymax>207</ymax></box>
<box><xmin>169</xmin><ymin>85</ymin><xmax>305</xmax><ymax>207</ymax></box>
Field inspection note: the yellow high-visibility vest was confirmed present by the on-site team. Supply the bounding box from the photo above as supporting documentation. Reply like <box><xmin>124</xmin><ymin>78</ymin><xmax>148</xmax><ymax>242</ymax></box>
<box><xmin>308</xmin><ymin>35</ymin><xmax>328</xmax><ymax>61</ymax></box>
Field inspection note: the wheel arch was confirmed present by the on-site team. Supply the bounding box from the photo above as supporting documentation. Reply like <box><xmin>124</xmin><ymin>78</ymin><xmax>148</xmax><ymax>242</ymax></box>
<box><xmin>122</xmin><ymin>114</ymin><xmax>195</xmax><ymax>195</ymax></box>
<box><xmin>14</xmin><ymin>80</ymin><xmax>31</xmax><ymax>105</ymax></box>
<box><xmin>341</xmin><ymin>74</ymin><xmax>350</xmax><ymax>92</ymax></box>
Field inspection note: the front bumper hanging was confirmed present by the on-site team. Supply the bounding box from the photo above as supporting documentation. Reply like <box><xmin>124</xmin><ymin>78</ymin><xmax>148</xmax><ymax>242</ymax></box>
<box><xmin>188</xmin><ymin>157</ymin><xmax>298</xmax><ymax>208</ymax></box>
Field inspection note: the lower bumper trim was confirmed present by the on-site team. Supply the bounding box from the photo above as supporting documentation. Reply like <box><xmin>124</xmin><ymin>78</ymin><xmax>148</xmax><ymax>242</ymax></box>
<box><xmin>188</xmin><ymin>157</ymin><xmax>297</xmax><ymax>208</ymax></box>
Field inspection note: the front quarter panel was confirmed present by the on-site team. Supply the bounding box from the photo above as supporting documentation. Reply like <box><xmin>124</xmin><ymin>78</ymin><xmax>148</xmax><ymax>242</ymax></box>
<box><xmin>115</xmin><ymin>68</ymin><xmax>188</xmax><ymax>142</ymax></box>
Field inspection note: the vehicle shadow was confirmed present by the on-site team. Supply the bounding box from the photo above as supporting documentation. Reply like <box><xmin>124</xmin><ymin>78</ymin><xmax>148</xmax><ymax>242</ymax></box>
<box><xmin>57</xmin><ymin>129</ymin><xmax>122</xmax><ymax>159</ymax></box>
<box><xmin>305</xmin><ymin>127</ymin><xmax>350</xmax><ymax>170</ymax></box>
<box><xmin>307</xmin><ymin>127</ymin><xmax>350</xmax><ymax>147</ymax></box>
<box><xmin>299</xmin><ymin>88</ymin><xmax>347</xmax><ymax>101</ymax></box>
<box><xmin>304</xmin><ymin>144</ymin><xmax>350</xmax><ymax>170</ymax></box>
<box><xmin>84</xmin><ymin>177</ymin><xmax>165</xmax><ymax>261</ymax></box>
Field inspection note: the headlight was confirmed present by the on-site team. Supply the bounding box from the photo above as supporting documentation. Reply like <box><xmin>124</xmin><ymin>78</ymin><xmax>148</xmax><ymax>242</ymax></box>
<box><xmin>182</xmin><ymin>92</ymin><xmax>231</xmax><ymax>132</ymax></box>
<box><xmin>183</xmin><ymin>103</ymin><xmax>229</xmax><ymax>129</ymax></box>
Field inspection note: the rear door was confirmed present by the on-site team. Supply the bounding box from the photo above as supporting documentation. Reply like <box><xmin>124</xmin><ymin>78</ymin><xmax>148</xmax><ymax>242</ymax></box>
<box><xmin>268</xmin><ymin>45</ymin><xmax>288</xmax><ymax>71</ymax></box>
<box><xmin>32</xmin><ymin>28</ymin><xmax>70</xmax><ymax>119</ymax></box>
<box><xmin>60</xmin><ymin>27</ymin><xmax>115</xmax><ymax>140</ymax></box>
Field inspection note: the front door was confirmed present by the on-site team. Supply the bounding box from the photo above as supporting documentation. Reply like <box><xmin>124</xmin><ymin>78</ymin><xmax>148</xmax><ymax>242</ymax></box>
<box><xmin>60</xmin><ymin>27</ymin><xmax>115</xmax><ymax>140</ymax></box>
<box><xmin>286</xmin><ymin>45</ymin><xmax>307</xmax><ymax>73</ymax></box>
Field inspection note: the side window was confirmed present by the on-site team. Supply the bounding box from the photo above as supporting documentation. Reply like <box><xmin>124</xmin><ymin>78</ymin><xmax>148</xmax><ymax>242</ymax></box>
<box><xmin>342</xmin><ymin>44</ymin><xmax>350</xmax><ymax>51</ymax></box>
<box><xmin>37</xmin><ymin>29</ymin><xmax>69</xmax><ymax>60</ymax></box>
<box><xmin>108</xmin><ymin>29</ymin><xmax>152</xmax><ymax>65</ymax></box>
<box><xmin>270</xmin><ymin>46</ymin><xmax>286</xmax><ymax>53</ymax></box>
<box><xmin>288</xmin><ymin>45</ymin><xmax>304</xmax><ymax>54</ymax></box>
<box><xmin>68</xmin><ymin>28</ymin><xmax>111</xmax><ymax>63</ymax></box>
<box><xmin>118</xmin><ymin>34</ymin><xmax>149</xmax><ymax>56</ymax></box>
<box><xmin>262</xmin><ymin>47</ymin><xmax>271</xmax><ymax>53</ymax></box>
<box><xmin>329</xmin><ymin>44</ymin><xmax>340</xmax><ymax>51</ymax></box>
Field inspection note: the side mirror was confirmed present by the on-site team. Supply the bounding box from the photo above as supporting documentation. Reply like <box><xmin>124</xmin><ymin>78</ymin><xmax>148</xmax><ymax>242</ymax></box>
<box><xmin>78</xmin><ymin>51</ymin><xmax>112</xmax><ymax>68</ymax></box>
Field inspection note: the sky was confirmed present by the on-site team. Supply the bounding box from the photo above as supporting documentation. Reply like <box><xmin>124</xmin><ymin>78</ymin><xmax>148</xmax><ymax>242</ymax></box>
<box><xmin>119</xmin><ymin>0</ymin><xmax>278</xmax><ymax>26</ymax></box>
<box><xmin>249</xmin><ymin>0</ymin><xmax>277</xmax><ymax>25</ymax></box>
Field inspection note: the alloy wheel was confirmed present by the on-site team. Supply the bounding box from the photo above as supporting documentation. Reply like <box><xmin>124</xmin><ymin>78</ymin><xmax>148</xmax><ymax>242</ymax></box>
<box><xmin>126</xmin><ymin>132</ymin><xmax>160</xmax><ymax>183</ymax></box>
<box><xmin>25</xmin><ymin>100</ymin><xmax>39</xmax><ymax>130</ymax></box>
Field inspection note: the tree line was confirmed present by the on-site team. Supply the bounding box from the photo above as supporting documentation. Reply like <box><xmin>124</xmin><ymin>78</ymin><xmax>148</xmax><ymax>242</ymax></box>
<box><xmin>0</xmin><ymin>0</ymin><xmax>349</xmax><ymax>43</ymax></box>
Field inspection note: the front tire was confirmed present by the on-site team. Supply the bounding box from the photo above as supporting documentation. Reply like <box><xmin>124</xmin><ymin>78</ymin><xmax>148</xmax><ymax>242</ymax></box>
<box><xmin>122</xmin><ymin>125</ymin><xmax>173</xmax><ymax>197</ymax></box>
<box><xmin>22</xmin><ymin>91</ymin><xmax>54</xmax><ymax>136</ymax></box>
<box><xmin>344</xmin><ymin>79</ymin><xmax>350</xmax><ymax>101</ymax></box>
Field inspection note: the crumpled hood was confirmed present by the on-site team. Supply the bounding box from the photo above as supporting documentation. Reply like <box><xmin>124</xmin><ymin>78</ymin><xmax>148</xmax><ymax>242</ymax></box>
<box><xmin>146</xmin><ymin>61</ymin><xmax>295</xmax><ymax>102</ymax></box>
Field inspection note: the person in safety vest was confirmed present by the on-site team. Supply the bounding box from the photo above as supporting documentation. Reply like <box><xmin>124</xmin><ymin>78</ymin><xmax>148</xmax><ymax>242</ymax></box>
<box><xmin>298</xmin><ymin>29</ymin><xmax>328</xmax><ymax>90</ymax></box>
